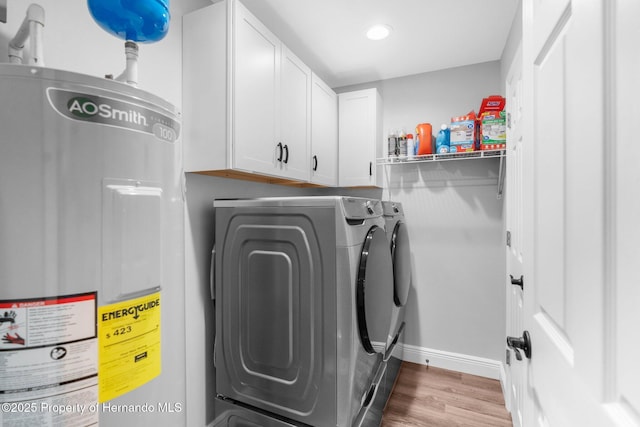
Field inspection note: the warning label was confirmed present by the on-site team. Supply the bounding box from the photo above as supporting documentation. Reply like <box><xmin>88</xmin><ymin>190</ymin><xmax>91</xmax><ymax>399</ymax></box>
<box><xmin>98</xmin><ymin>292</ymin><xmax>161</xmax><ymax>402</ymax></box>
<box><xmin>0</xmin><ymin>293</ymin><xmax>97</xmax><ymax>349</ymax></box>
<box><xmin>0</xmin><ymin>292</ymin><xmax>99</xmax><ymax>426</ymax></box>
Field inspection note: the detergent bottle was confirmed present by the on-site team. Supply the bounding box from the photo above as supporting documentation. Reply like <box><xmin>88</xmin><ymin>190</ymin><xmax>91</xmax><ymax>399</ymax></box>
<box><xmin>435</xmin><ymin>124</ymin><xmax>450</xmax><ymax>153</ymax></box>
<box><xmin>415</xmin><ymin>123</ymin><xmax>433</xmax><ymax>155</ymax></box>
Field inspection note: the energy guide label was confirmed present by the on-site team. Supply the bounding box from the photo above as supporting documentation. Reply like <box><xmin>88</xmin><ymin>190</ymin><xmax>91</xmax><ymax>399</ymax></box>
<box><xmin>98</xmin><ymin>292</ymin><xmax>161</xmax><ymax>402</ymax></box>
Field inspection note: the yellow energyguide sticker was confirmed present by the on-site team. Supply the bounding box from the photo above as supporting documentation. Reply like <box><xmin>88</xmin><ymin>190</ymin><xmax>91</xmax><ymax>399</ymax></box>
<box><xmin>98</xmin><ymin>292</ymin><xmax>161</xmax><ymax>402</ymax></box>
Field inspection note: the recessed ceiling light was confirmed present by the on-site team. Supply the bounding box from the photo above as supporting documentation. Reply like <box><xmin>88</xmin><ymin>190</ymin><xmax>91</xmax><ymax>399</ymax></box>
<box><xmin>366</xmin><ymin>24</ymin><xmax>392</xmax><ymax>41</ymax></box>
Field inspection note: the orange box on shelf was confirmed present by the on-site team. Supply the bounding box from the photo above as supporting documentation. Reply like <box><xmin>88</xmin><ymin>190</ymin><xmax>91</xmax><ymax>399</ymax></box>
<box><xmin>449</xmin><ymin>111</ymin><xmax>476</xmax><ymax>153</ymax></box>
<box><xmin>478</xmin><ymin>95</ymin><xmax>506</xmax><ymax>116</ymax></box>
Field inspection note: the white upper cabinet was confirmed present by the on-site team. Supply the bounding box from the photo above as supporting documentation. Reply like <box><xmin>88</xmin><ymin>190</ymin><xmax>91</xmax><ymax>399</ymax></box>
<box><xmin>183</xmin><ymin>0</ymin><xmax>312</xmax><ymax>182</ymax></box>
<box><xmin>338</xmin><ymin>88</ymin><xmax>382</xmax><ymax>187</ymax></box>
<box><xmin>279</xmin><ymin>45</ymin><xmax>311</xmax><ymax>181</ymax></box>
<box><xmin>310</xmin><ymin>73</ymin><xmax>338</xmax><ymax>186</ymax></box>
<box><xmin>232</xmin><ymin>1</ymin><xmax>281</xmax><ymax>178</ymax></box>
<box><xmin>182</xmin><ymin>1</ymin><xmax>227</xmax><ymax>174</ymax></box>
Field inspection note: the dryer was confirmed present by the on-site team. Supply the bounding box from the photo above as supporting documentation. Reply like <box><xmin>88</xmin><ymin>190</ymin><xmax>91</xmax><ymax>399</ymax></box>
<box><xmin>381</xmin><ymin>201</ymin><xmax>412</xmax><ymax>360</ymax></box>
<box><xmin>212</xmin><ymin>197</ymin><xmax>393</xmax><ymax>427</ymax></box>
<box><xmin>379</xmin><ymin>201</ymin><xmax>412</xmax><ymax>404</ymax></box>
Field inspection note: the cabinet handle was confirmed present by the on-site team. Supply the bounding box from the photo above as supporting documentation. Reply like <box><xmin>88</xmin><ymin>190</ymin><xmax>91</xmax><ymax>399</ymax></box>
<box><xmin>313</xmin><ymin>155</ymin><xmax>318</xmax><ymax>171</ymax></box>
<box><xmin>283</xmin><ymin>144</ymin><xmax>289</xmax><ymax>164</ymax></box>
<box><xmin>276</xmin><ymin>142</ymin><xmax>283</xmax><ymax>162</ymax></box>
<box><xmin>369</xmin><ymin>161</ymin><xmax>372</xmax><ymax>176</ymax></box>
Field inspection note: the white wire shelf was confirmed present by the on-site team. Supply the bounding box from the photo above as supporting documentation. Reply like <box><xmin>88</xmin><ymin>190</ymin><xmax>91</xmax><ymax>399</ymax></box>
<box><xmin>376</xmin><ymin>149</ymin><xmax>505</xmax><ymax>165</ymax></box>
<box><xmin>377</xmin><ymin>149</ymin><xmax>507</xmax><ymax>199</ymax></box>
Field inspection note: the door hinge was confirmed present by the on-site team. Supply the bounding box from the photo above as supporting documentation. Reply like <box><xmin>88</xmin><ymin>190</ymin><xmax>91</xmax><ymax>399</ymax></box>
<box><xmin>506</xmin><ymin>348</ymin><xmax>511</xmax><ymax>366</ymax></box>
<box><xmin>506</xmin><ymin>230</ymin><xmax>511</xmax><ymax>247</ymax></box>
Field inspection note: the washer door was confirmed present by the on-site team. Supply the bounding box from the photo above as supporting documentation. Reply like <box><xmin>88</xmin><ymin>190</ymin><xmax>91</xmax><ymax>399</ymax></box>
<box><xmin>391</xmin><ymin>221</ymin><xmax>411</xmax><ymax>307</ymax></box>
<box><xmin>357</xmin><ymin>225</ymin><xmax>394</xmax><ymax>354</ymax></box>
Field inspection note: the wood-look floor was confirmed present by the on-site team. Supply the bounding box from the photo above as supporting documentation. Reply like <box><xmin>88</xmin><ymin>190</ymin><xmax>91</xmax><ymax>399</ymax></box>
<box><xmin>381</xmin><ymin>362</ymin><xmax>513</xmax><ymax>427</ymax></box>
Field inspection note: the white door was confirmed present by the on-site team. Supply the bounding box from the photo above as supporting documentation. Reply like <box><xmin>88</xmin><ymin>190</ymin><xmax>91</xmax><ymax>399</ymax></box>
<box><xmin>280</xmin><ymin>45</ymin><xmax>311</xmax><ymax>181</ymax></box>
<box><xmin>520</xmin><ymin>0</ymin><xmax>640</xmax><ymax>425</ymax></box>
<box><xmin>612</xmin><ymin>0</ymin><xmax>640</xmax><ymax>425</ymax></box>
<box><xmin>504</xmin><ymin>42</ymin><xmax>526</xmax><ymax>427</ymax></box>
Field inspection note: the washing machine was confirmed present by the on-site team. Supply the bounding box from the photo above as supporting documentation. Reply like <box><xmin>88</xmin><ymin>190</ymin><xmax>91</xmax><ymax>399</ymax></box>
<box><xmin>379</xmin><ymin>201</ymin><xmax>412</xmax><ymax>404</ymax></box>
<box><xmin>212</xmin><ymin>197</ymin><xmax>394</xmax><ymax>427</ymax></box>
<box><xmin>381</xmin><ymin>201</ymin><xmax>411</xmax><ymax>359</ymax></box>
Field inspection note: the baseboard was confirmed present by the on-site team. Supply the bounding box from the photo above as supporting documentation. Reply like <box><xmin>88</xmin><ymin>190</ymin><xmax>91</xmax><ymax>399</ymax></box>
<box><xmin>500</xmin><ymin>360</ymin><xmax>511</xmax><ymax>413</ymax></box>
<box><xmin>398</xmin><ymin>343</ymin><xmax>503</xmax><ymax>380</ymax></box>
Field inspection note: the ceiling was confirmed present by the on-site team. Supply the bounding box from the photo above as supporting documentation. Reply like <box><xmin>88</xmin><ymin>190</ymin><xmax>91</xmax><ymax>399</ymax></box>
<box><xmin>239</xmin><ymin>0</ymin><xmax>519</xmax><ymax>89</ymax></box>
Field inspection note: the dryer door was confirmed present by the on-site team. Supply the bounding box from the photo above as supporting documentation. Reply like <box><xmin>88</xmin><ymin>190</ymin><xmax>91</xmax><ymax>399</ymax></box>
<box><xmin>391</xmin><ymin>221</ymin><xmax>411</xmax><ymax>307</ymax></box>
<box><xmin>356</xmin><ymin>225</ymin><xmax>393</xmax><ymax>354</ymax></box>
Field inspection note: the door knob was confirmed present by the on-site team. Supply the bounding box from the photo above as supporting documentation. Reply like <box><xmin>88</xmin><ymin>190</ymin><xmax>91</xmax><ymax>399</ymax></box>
<box><xmin>506</xmin><ymin>330</ymin><xmax>531</xmax><ymax>361</ymax></box>
<box><xmin>510</xmin><ymin>274</ymin><xmax>524</xmax><ymax>290</ymax></box>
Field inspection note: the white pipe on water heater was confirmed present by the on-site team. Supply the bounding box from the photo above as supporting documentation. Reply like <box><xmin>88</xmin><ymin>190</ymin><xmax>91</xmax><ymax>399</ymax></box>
<box><xmin>115</xmin><ymin>41</ymin><xmax>139</xmax><ymax>87</ymax></box>
<box><xmin>8</xmin><ymin>3</ymin><xmax>45</xmax><ymax>65</ymax></box>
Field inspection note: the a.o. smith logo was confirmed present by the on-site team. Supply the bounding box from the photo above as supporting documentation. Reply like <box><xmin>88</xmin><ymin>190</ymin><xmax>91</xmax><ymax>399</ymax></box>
<box><xmin>67</xmin><ymin>96</ymin><xmax>148</xmax><ymax>126</ymax></box>
<box><xmin>47</xmin><ymin>88</ymin><xmax>180</xmax><ymax>143</ymax></box>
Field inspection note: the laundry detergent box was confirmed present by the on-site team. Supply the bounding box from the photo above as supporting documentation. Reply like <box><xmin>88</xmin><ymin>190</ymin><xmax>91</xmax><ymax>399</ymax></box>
<box><xmin>449</xmin><ymin>111</ymin><xmax>477</xmax><ymax>152</ymax></box>
<box><xmin>477</xmin><ymin>95</ymin><xmax>506</xmax><ymax>150</ymax></box>
<box><xmin>479</xmin><ymin>110</ymin><xmax>506</xmax><ymax>150</ymax></box>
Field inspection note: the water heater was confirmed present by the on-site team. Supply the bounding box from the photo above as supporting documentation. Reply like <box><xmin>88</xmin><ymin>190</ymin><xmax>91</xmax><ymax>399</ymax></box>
<box><xmin>0</xmin><ymin>64</ymin><xmax>185</xmax><ymax>426</ymax></box>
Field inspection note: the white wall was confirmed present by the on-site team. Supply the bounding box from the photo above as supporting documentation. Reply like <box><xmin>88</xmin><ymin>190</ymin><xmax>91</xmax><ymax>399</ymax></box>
<box><xmin>336</xmin><ymin>61</ymin><xmax>507</xmax><ymax>365</ymax></box>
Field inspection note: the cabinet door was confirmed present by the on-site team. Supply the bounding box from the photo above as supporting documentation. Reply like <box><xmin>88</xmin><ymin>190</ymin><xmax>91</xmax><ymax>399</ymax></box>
<box><xmin>310</xmin><ymin>73</ymin><xmax>337</xmax><ymax>186</ymax></box>
<box><xmin>338</xmin><ymin>89</ymin><xmax>379</xmax><ymax>187</ymax></box>
<box><xmin>279</xmin><ymin>45</ymin><xmax>311</xmax><ymax>181</ymax></box>
<box><xmin>183</xmin><ymin>2</ymin><xmax>227</xmax><ymax>173</ymax></box>
<box><xmin>232</xmin><ymin>0</ymin><xmax>281</xmax><ymax>176</ymax></box>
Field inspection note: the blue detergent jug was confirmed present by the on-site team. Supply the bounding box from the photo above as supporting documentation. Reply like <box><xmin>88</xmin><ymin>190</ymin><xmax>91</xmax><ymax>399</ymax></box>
<box><xmin>435</xmin><ymin>124</ymin><xmax>450</xmax><ymax>153</ymax></box>
<box><xmin>87</xmin><ymin>0</ymin><xmax>170</xmax><ymax>43</ymax></box>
